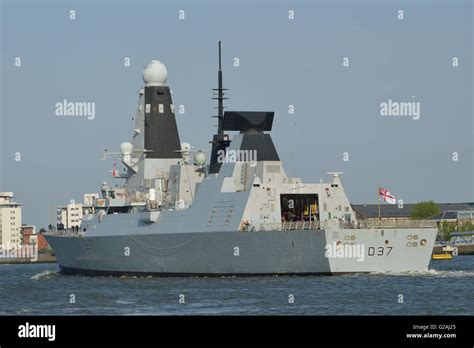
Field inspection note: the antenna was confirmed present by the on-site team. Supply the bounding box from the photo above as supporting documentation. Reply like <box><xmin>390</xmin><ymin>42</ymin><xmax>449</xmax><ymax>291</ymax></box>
<box><xmin>327</xmin><ymin>172</ymin><xmax>344</xmax><ymax>178</ymax></box>
<box><xmin>219</xmin><ymin>41</ymin><xmax>222</xmax><ymax>71</ymax></box>
<box><xmin>212</xmin><ymin>41</ymin><xmax>228</xmax><ymax>135</ymax></box>
<box><xmin>209</xmin><ymin>41</ymin><xmax>231</xmax><ymax>174</ymax></box>
<box><xmin>218</xmin><ymin>41</ymin><xmax>223</xmax><ymax>132</ymax></box>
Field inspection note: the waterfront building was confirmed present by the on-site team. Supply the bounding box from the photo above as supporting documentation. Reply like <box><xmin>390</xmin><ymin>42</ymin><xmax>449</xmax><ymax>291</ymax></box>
<box><xmin>0</xmin><ymin>192</ymin><xmax>22</xmax><ymax>246</ymax></box>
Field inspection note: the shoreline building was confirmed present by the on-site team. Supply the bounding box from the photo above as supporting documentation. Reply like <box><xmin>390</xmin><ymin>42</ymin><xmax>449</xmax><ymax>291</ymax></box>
<box><xmin>21</xmin><ymin>225</ymin><xmax>50</xmax><ymax>250</ymax></box>
<box><xmin>0</xmin><ymin>192</ymin><xmax>22</xmax><ymax>246</ymax></box>
<box><xmin>351</xmin><ymin>202</ymin><xmax>474</xmax><ymax>225</ymax></box>
<box><xmin>56</xmin><ymin>193</ymin><xmax>99</xmax><ymax>229</ymax></box>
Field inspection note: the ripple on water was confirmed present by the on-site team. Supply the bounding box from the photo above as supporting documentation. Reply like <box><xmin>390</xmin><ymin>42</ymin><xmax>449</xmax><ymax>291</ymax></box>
<box><xmin>0</xmin><ymin>257</ymin><xmax>472</xmax><ymax>315</ymax></box>
<box><xmin>369</xmin><ymin>269</ymin><xmax>474</xmax><ymax>277</ymax></box>
<box><xmin>30</xmin><ymin>269</ymin><xmax>60</xmax><ymax>280</ymax></box>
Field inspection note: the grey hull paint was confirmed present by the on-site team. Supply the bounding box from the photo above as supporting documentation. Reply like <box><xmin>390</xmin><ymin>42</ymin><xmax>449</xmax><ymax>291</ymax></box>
<box><xmin>46</xmin><ymin>227</ymin><xmax>437</xmax><ymax>277</ymax></box>
<box><xmin>57</xmin><ymin>266</ymin><xmax>334</xmax><ymax>277</ymax></box>
<box><xmin>47</xmin><ymin>230</ymin><xmax>330</xmax><ymax>275</ymax></box>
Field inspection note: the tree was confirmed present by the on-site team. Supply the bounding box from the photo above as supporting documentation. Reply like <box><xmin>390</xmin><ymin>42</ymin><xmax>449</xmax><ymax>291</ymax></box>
<box><xmin>39</xmin><ymin>227</ymin><xmax>47</xmax><ymax>233</ymax></box>
<box><xmin>439</xmin><ymin>220</ymin><xmax>456</xmax><ymax>241</ymax></box>
<box><xmin>459</xmin><ymin>221</ymin><xmax>474</xmax><ymax>232</ymax></box>
<box><xmin>410</xmin><ymin>201</ymin><xmax>440</xmax><ymax>219</ymax></box>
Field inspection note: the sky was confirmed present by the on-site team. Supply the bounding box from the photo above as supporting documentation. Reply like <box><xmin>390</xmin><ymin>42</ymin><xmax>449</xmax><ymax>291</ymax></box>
<box><xmin>1</xmin><ymin>0</ymin><xmax>473</xmax><ymax>228</ymax></box>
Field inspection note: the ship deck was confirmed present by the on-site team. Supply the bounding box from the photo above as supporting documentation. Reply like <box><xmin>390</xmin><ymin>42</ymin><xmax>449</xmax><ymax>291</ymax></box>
<box><xmin>44</xmin><ymin>219</ymin><xmax>437</xmax><ymax>239</ymax></box>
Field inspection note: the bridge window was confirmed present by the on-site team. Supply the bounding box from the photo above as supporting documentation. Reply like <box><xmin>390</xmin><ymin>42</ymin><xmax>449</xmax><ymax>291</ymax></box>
<box><xmin>280</xmin><ymin>194</ymin><xmax>319</xmax><ymax>222</ymax></box>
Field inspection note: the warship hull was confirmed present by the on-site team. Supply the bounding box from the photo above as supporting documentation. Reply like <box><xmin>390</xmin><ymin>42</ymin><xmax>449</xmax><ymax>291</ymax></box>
<box><xmin>46</xmin><ymin>50</ymin><xmax>439</xmax><ymax>277</ymax></box>
<box><xmin>46</xmin><ymin>227</ymin><xmax>437</xmax><ymax>276</ymax></box>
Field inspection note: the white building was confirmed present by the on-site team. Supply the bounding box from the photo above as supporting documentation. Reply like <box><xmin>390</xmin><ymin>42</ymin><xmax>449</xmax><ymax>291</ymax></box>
<box><xmin>0</xmin><ymin>192</ymin><xmax>22</xmax><ymax>246</ymax></box>
<box><xmin>57</xmin><ymin>203</ymin><xmax>83</xmax><ymax>228</ymax></box>
<box><xmin>83</xmin><ymin>193</ymin><xmax>99</xmax><ymax>216</ymax></box>
<box><xmin>57</xmin><ymin>193</ymin><xmax>99</xmax><ymax>229</ymax></box>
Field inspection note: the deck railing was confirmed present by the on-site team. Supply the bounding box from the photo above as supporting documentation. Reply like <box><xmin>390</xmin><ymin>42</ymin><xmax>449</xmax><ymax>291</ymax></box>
<box><xmin>345</xmin><ymin>219</ymin><xmax>437</xmax><ymax>229</ymax></box>
<box><xmin>46</xmin><ymin>219</ymin><xmax>437</xmax><ymax>237</ymax></box>
<box><xmin>280</xmin><ymin>219</ymin><xmax>436</xmax><ymax>231</ymax></box>
<box><xmin>44</xmin><ymin>229</ymin><xmax>83</xmax><ymax>237</ymax></box>
<box><xmin>281</xmin><ymin>221</ymin><xmax>320</xmax><ymax>230</ymax></box>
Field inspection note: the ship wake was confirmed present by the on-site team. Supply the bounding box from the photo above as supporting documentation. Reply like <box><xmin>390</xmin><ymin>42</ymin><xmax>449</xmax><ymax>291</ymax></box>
<box><xmin>30</xmin><ymin>269</ymin><xmax>60</xmax><ymax>280</ymax></box>
<box><xmin>369</xmin><ymin>269</ymin><xmax>474</xmax><ymax>278</ymax></box>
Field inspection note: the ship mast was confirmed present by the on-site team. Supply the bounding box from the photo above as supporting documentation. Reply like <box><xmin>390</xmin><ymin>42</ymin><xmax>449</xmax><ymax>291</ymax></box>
<box><xmin>214</xmin><ymin>41</ymin><xmax>227</xmax><ymax>134</ymax></box>
<box><xmin>209</xmin><ymin>41</ymin><xmax>231</xmax><ymax>174</ymax></box>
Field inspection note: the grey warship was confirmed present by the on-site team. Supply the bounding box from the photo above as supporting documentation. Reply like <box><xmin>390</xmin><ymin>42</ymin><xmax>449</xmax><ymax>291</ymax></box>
<box><xmin>46</xmin><ymin>43</ymin><xmax>438</xmax><ymax>276</ymax></box>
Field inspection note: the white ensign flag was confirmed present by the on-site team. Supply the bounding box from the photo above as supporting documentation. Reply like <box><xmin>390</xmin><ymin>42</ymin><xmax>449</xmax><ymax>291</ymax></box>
<box><xmin>379</xmin><ymin>187</ymin><xmax>397</xmax><ymax>204</ymax></box>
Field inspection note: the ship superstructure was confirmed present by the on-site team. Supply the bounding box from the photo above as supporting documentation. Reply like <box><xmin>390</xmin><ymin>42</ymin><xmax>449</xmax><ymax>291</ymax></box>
<box><xmin>46</xmin><ymin>43</ymin><xmax>437</xmax><ymax>276</ymax></box>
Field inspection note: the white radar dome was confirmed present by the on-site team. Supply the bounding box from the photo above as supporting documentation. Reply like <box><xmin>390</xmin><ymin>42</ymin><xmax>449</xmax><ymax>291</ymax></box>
<box><xmin>195</xmin><ymin>151</ymin><xmax>206</xmax><ymax>166</ymax></box>
<box><xmin>142</xmin><ymin>60</ymin><xmax>168</xmax><ymax>86</ymax></box>
<box><xmin>181</xmin><ymin>142</ymin><xmax>191</xmax><ymax>152</ymax></box>
<box><xmin>120</xmin><ymin>142</ymin><xmax>133</xmax><ymax>155</ymax></box>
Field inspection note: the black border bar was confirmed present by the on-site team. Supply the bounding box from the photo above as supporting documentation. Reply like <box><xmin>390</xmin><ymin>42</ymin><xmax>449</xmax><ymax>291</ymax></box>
<box><xmin>0</xmin><ymin>316</ymin><xmax>472</xmax><ymax>346</ymax></box>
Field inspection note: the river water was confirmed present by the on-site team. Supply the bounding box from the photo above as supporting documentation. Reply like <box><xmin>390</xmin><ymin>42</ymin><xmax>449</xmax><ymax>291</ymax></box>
<box><xmin>0</xmin><ymin>256</ymin><xmax>472</xmax><ymax>315</ymax></box>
